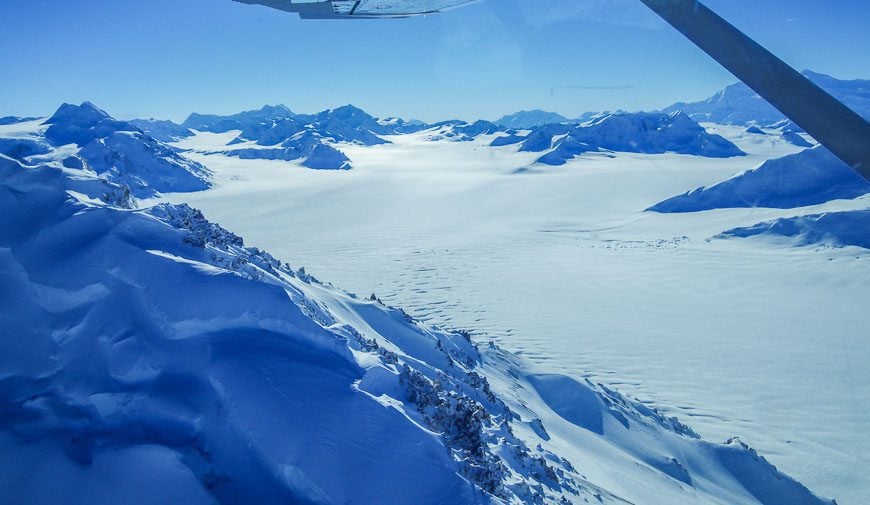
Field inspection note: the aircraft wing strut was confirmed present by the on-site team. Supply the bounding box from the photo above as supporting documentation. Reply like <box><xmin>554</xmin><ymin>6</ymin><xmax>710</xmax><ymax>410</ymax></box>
<box><xmin>233</xmin><ymin>0</ymin><xmax>870</xmax><ymax>180</ymax></box>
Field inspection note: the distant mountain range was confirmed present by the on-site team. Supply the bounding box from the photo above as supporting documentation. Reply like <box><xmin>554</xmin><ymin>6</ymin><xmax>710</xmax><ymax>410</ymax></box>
<box><xmin>130</xmin><ymin>105</ymin><xmax>747</xmax><ymax>168</ymax></box>
<box><xmin>134</xmin><ymin>104</ymin><xmax>434</xmax><ymax>170</ymax></box>
<box><xmin>494</xmin><ymin>110</ymin><xmax>569</xmax><ymax>129</ymax></box>
<box><xmin>662</xmin><ymin>70</ymin><xmax>870</xmax><ymax>127</ymax></box>
<box><xmin>6</xmin><ymin>73</ymin><xmax>861</xmax><ymax>188</ymax></box>
<box><xmin>124</xmin><ymin>71</ymin><xmax>870</xmax><ymax>171</ymax></box>
<box><xmin>490</xmin><ymin>111</ymin><xmax>745</xmax><ymax>165</ymax></box>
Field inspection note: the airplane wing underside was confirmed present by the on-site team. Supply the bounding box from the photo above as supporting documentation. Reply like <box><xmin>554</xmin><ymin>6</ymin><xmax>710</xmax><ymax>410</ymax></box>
<box><xmin>233</xmin><ymin>0</ymin><xmax>478</xmax><ymax>18</ymax></box>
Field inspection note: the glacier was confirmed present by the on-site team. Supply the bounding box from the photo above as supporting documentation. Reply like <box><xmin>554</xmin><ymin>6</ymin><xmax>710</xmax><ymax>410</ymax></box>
<box><xmin>159</xmin><ymin>108</ymin><xmax>869</xmax><ymax>504</ymax></box>
<box><xmin>0</xmin><ymin>102</ymin><xmax>844</xmax><ymax>504</ymax></box>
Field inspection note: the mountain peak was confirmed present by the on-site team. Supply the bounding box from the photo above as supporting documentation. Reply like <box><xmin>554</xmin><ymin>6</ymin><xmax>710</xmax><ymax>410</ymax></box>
<box><xmin>44</xmin><ymin>101</ymin><xmax>111</xmax><ymax>127</ymax></box>
<box><xmin>258</xmin><ymin>104</ymin><xmax>293</xmax><ymax>116</ymax></box>
<box><xmin>182</xmin><ymin>104</ymin><xmax>294</xmax><ymax>132</ymax></box>
<box><xmin>43</xmin><ymin>101</ymin><xmax>136</xmax><ymax>147</ymax></box>
<box><xmin>327</xmin><ymin>104</ymin><xmax>373</xmax><ymax>120</ymax></box>
<box><xmin>495</xmin><ymin>109</ymin><xmax>568</xmax><ymax>129</ymax></box>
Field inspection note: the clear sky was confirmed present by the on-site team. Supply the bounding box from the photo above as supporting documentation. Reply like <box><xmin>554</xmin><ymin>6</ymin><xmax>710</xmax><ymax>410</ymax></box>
<box><xmin>1</xmin><ymin>0</ymin><xmax>868</xmax><ymax>122</ymax></box>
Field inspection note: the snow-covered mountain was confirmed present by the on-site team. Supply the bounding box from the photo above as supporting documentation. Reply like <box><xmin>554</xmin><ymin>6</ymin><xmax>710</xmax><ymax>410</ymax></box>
<box><xmin>145</xmin><ymin>104</ymin><xmax>429</xmax><ymax>170</ymax></box>
<box><xmin>423</xmin><ymin>119</ymin><xmax>507</xmax><ymax>142</ymax></box>
<box><xmin>0</xmin><ymin>102</ymin><xmax>210</xmax><ymax>198</ymax></box>
<box><xmin>0</xmin><ymin>105</ymin><xmax>836</xmax><ymax>505</ymax></box>
<box><xmin>181</xmin><ymin>104</ymin><xmax>295</xmax><ymax>133</ymax></box>
<box><xmin>662</xmin><ymin>70</ymin><xmax>870</xmax><ymax>127</ymax></box>
<box><xmin>649</xmin><ymin>146</ymin><xmax>870</xmax><ymax>212</ymax></box>
<box><xmin>649</xmin><ymin>142</ymin><xmax>870</xmax><ymax>253</ymax></box>
<box><xmin>491</xmin><ymin>111</ymin><xmax>745</xmax><ymax>165</ymax></box>
<box><xmin>132</xmin><ymin>106</ymin><xmax>748</xmax><ymax>170</ymax></box>
<box><xmin>220</xmin><ymin>130</ymin><xmax>352</xmax><ymax>170</ymax></box>
<box><xmin>495</xmin><ymin>110</ymin><xmax>569</xmax><ymax>129</ymax></box>
<box><xmin>134</xmin><ymin>104</ymin><xmax>424</xmax><ymax>170</ymax></box>
<box><xmin>129</xmin><ymin>118</ymin><xmax>194</xmax><ymax>143</ymax></box>
<box><xmin>650</xmin><ymin>72</ymin><xmax>870</xmax><ymax>246</ymax></box>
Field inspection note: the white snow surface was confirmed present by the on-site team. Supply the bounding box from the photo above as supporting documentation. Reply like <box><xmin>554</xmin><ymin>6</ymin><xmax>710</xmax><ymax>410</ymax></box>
<box><xmin>161</xmin><ymin>126</ymin><xmax>869</xmax><ymax>505</ymax></box>
<box><xmin>0</xmin><ymin>120</ymin><xmax>846</xmax><ymax>505</ymax></box>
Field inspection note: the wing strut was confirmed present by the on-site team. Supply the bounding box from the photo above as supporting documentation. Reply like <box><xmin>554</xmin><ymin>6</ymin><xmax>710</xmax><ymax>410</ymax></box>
<box><xmin>638</xmin><ymin>0</ymin><xmax>870</xmax><ymax>181</ymax></box>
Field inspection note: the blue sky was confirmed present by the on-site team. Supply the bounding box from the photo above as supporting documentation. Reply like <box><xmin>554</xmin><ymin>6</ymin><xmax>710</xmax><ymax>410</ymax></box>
<box><xmin>1</xmin><ymin>0</ymin><xmax>868</xmax><ymax>122</ymax></box>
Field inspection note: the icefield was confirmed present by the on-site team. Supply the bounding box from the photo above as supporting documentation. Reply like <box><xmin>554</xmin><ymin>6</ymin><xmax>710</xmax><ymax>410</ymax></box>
<box><xmin>1</xmin><ymin>76</ymin><xmax>868</xmax><ymax>504</ymax></box>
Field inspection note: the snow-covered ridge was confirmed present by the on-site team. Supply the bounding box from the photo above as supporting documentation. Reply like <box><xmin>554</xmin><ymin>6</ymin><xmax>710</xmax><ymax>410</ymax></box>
<box><xmin>159</xmin><ymin>104</ymin><xmax>429</xmax><ymax>170</ymax></box>
<box><xmin>135</xmin><ymin>105</ymin><xmax>745</xmax><ymax>170</ymax></box>
<box><xmin>650</xmin><ymin>146</ymin><xmax>870</xmax><ymax>213</ymax></box>
<box><xmin>648</xmin><ymin>144</ymin><xmax>870</xmax><ymax>250</ymax></box>
<box><xmin>422</xmin><ymin>119</ymin><xmax>506</xmax><ymax>142</ymax></box>
<box><xmin>495</xmin><ymin>110</ymin><xmax>569</xmax><ymax>129</ymax></box>
<box><xmin>490</xmin><ymin>111</ymin><xmax>745</xmax><ymax>165</ymax></box>
<box><xmin>0</xmin><ymin>126</ymin><xmax>835</xmax><ymax>503</ymax></box>
<box><xmin>0</xmin><ymin>102</ymin><xmax>211</xmax><ymax>198</ymax></box>
<box><xmin>129</xmin><ymin>118</ymin><xmax>194</xmax><ymax>143</ymax></box>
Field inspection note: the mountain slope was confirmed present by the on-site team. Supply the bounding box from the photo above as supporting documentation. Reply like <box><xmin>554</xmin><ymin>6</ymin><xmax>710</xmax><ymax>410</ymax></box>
<box><xmin>720</xmin><ymin>209</ymin><xmax>870</xmax><ymax>249</ymax></box>
<box><xmin>650</xmin><ymin>146</ymin><xmax>870</xmax><ymax>212</ymax></box>
<box><xmin>1</xmin><ymin>102</ymin><xmax>211</xmax><ymax>198</ymax></box>
<box><xmin>129</xmin><ymin>118</ymin><xmax>193</xmax><ymax>142</ymax></box>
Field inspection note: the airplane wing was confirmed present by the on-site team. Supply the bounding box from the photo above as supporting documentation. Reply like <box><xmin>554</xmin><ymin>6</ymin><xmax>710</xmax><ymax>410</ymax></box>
<box><xmin>233</xmin><ymin>0</ymin><xmax>478</xmax><ymax>19</ymax></box>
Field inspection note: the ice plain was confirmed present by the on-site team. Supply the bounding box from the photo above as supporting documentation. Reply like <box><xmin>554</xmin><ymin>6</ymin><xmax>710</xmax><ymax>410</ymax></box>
<box><xmin>162</xmin><ymin>125</ymin><xmax>870</xmax><ymax>505</ymax></box>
